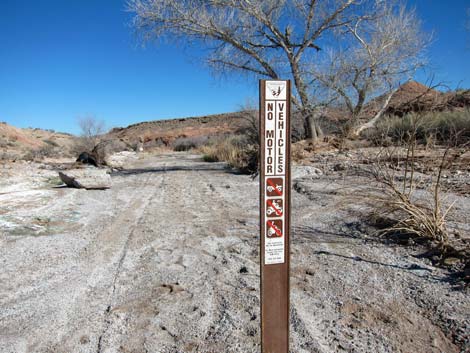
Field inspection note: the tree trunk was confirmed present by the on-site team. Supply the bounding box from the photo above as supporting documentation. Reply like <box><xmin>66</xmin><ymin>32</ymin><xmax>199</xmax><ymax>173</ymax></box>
<box><xmin>353</xmin><ymin>88</ymin><xmax>398</xmax><ymax>136</ymax></box>
<box><xmin>303</xmin><ymin>109</ymin><xmax>323</xmax><ymax>141</ymax></box>
<box><xmin>289</xmin><ymin>58</ymin><xmax>323</xmax><ymax>141</ymax></box>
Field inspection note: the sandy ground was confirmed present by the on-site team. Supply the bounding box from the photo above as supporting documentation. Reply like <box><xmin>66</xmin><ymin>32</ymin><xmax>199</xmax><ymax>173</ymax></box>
<box><xmin>0</xmin><ymin>152</ymin><xmax>469</xmax><ymax>353</ymax></box>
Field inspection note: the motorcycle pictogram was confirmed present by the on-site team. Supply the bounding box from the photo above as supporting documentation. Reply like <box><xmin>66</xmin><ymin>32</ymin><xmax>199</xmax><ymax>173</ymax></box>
<box><xmin>267</xmin><ymin>220</ymin><xmax>283</xmax><ymax>238</ymax></box>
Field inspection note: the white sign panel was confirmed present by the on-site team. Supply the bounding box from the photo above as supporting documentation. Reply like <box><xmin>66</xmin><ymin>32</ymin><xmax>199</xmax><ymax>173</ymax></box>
<box><xmin>264</xmin><ymin>80</ymin><xmax>287</xmax><ymax>265</ymax></box>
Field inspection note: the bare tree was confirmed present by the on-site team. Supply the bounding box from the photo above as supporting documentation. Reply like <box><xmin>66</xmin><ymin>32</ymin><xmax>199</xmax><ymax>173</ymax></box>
<box><xmin>237</xmin><ymin>99</ymin><xmax>259</xmax><ymax>146</ymax></box>
<box><xmin>77</xmin><ymin>116</ymin><xmax>106</xmax><ymax>152</ymax></box>
<box><xmin>313</xmin><ymin>1</ymin><xmax>428</xmax><ymax>136</ymax></box>
<box><xmin>128</xmin><ymin>0</ymin><xmax>426</xmax><ymax>138</ymax></box>
<box><xmin>129</xmin><ymin>0</ymin><xmax>407</xmax><ymax>140</ymax></box>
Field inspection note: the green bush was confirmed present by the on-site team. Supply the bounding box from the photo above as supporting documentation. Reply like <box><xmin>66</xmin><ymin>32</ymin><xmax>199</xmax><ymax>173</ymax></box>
<box><xmin>370</xmin><ymin>109</ymin><xmax>470</xmax><ymax>146</ymax></box>
<box><xmin>430</xmin><ymin>110</ymin><xmax>470</xmax><ymax>145</ymax></box>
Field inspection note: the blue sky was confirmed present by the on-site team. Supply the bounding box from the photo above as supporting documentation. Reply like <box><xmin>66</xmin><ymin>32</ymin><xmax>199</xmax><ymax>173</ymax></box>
<box><xmin>0</xmin><ymin>0</ymin><xmax>469</xmax><ymax>134</ymax></box>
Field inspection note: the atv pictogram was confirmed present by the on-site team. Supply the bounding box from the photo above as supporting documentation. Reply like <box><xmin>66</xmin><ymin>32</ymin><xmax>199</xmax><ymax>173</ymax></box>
<box><xmin>267</xmin><ymin>184</ymin><xmax>282</xmax><ymax>193</ymax></box>
<box><xmin>266</xmin><ymin>178</ymin><xmax>284</xmax><ymax>197</ymax></box>
<box><xmin>266</xmin><ymin>200</ymin><xmax>283</xmax><ymax>216</ymax></box>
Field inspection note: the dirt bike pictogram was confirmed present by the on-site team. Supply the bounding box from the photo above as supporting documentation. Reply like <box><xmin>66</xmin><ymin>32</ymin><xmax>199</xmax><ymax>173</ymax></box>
<box><xmin>267</xmin><ymin>220</ymin><xmax>283</xmax><ymax>238</ymax></box>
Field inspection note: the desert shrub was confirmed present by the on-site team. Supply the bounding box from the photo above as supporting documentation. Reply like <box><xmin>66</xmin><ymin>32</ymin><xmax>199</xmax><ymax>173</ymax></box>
<box><xmin>173</xmin><ymin>136</ymin><xmax>210</xmax><ymax>151</ymax></box>
<box><xmin>22</xmin><ymin>145</ymin><xmax>55</xmax><ymax>161</ymax></box>
<box><xmin>43</xmin><ymin>139</ymin><xmax>59</xmax><ymax>147</ymax></box>
<box><xmin>0</xmin><ymin>151</ymin><xmax>15</xmax><ymax>161</ymax></box>
<box><xmin>70</xmin><ymin>137</ymin><xmax>90</xmax><ymax>155</ymax></box>
<box><xmin>372</xmin><ymin>115</ymin><xmax>422</xmax><ymax>143</ymax></box>
<box><xmin>202</xmin><ymin>154</ymin><xmax>218</xmax><ymax>162</ymax></box>
<box><xmin>430</xmin><ymin>110</ymin><xmax>470</xmax><ymax>145</ymax></box>
<box><xmin>78</xmin><ymin>116</ymin><xmax>105</xmax><ymax>146</ymax></box>
<box><xmin>369</xmin><ymin>110</ymin><xmax>470</xmax><ymax>146</ymax></box>
<box><xmin>236</xmin><ymin>109</ymin><xmax>259</xmax><ymax>146</ymax></box>
<box><xmin>364</xmin><ymin>141</ymin><xmax>459</xmax><ymax>254</ymax></box>
<box><xmin>199</xmin><ymin>135</ymin><xmax>258</xmax><ymax>174</ymax></box>
<box><xmin>370</xmin><ymin>167</ymin><xmax>451</xmax><ymax>246</ymax></box>
<box><xmin>364</xmin><ymin>110</ymin><xmax>469</xmax><ymax>253</ymax></box>
<box><xmin>72</xmin><ymin>116</ymin><xmax>106</xmax><ymax>156</ymax></box>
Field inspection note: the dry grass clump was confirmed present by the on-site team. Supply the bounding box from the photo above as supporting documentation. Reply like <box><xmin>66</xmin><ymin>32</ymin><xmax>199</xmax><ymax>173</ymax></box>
<box><xmin>369</xmin><ymin>147</ymin><xmax>453</xmax><ymax>247</ymax></box>
<box><xmin>43</xmin><ymin>139</ymin><xmax>59</xmax><ymax>147</ymax></box>
<box><xmin>363</xmin><ymin>110</ymin><xmax>468</xmax><ymax>253</ymax></box>
<box><xmin>21</xmin><ymin>145</ymin><xmax>56</xmax><ymax>161</ymax></box>
<box><xmin>197</xmin><ymin>106</ymin><xmax>260</xmax><ymax>173</ymax></box>
<box><xmin>199</xmin><ymin>135</ymin><xmax>258</xmax><ymax>174</ymax></box>
<box><xmin>172</xmin><ymin>136</ymin><xmax>210</xmax><ymax>151</ymax></box>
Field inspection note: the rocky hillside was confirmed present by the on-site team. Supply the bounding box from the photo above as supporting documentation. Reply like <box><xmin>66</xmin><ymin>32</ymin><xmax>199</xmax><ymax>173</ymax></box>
<box><xmin>107</xmin><ymin>112</ymin><xmax>250</xmax><ymax>149</ymax></box>
<box><xmin>366</xmin><ymin>81</ymin><xmax>470</xmax><ymax>117</ymax></box>
<box><xmin>106</xmin><ymin>81</ymin><xmax>469</xmax><ymax>148</ymax></box>
<box><xmin>0</xmin><ymin>122</ymin><xmax>76</xmax><ymax>160</ymax></box>
<box><xmin>2</xmin><ymin>81</ymin><xmax>468</xmax><ymax>159</ymax></box>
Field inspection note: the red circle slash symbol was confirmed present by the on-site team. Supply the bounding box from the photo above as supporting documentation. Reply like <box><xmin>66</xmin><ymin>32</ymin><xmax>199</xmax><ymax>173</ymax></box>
<box><xmin>267</xmin><ymin>199</ymin><xmax>283</xmax><ymax>217</ymax></box>
<box><xmin>267</xmin><ymin>220</ymin><xmax>283</xmax><ymax>238</ymax></box>
<box><xmin>267</xmin><ymin>178</ymin><xmax>283</xmax><ymax>197</ymax></box>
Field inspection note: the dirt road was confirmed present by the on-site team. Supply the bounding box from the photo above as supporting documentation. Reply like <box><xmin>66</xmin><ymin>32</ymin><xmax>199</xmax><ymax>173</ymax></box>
<box><xmin>0</xmin><ymin>153</ymin><xmax>468</xmax><ymax>353</ymax></box>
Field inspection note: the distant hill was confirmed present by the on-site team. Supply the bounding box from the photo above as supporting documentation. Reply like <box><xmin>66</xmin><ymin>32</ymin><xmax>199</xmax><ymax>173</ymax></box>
<box><xmin>106</xmin><ymin>112</ymin><xmax>250</xmax><ymax>149</ymax></box>
<box><xmin>0</xmin><ymin>113</ymin><xmax>253</xmax><ymax>160</ymax></box>
<box><xmin>0</xmin><ymin>122</ymin><xmax>76</xmax><ymax>160</ymax></box>
<box><xmin>366</xmin><ymin>81</ymin><xmax>470</xmax><ymax>117</ymax></box>
<box><xmin>105</xmin><ymin>81</ymin><xmax>470</xmax><ymax>148</ymax></box>
<box><xmin>2</xmin><ymin>81</ymin><xmax>468</xmax><ymax>160</ymax></box>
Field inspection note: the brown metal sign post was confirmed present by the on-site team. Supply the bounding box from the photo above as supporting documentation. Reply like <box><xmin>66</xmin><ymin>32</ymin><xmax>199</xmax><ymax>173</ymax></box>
<box><xmin>259</xmin><ymin>80</ymin><xmax>291</xmax><ymax>353</ymax></box>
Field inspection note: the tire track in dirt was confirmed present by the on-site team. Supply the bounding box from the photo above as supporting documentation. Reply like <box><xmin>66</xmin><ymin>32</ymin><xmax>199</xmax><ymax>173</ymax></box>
<box><xmin>2</xmin><ymin>153</ymin><xmax>467</xmax><ymax>353</ymax></box>
<box><xmin>96</xmin><ymin>171</ymin><xmax>166</xmax><ymax>353</ymax></box>
<box><xmin>91</xmin><ymin>163</ymin><xmax>262</xmax><ymax>353</ymax></box>
<box><xmin>0</xmin><ymin>167</ymin><xmax>165</xmax><ymax>352</ymax></box>
<box><xmin>33</xmin><ymin>168</ymin><xmax>165</xmax><ymax>353</ymax></box>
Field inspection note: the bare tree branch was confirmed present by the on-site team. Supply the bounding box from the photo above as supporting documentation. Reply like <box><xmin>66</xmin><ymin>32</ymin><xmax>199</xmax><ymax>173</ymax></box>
<box><xmin>129</xmin><ymin>0</ymin><xmax>428</xmax><ymax>140</ymax></box>
<box><xmin>311</xmin><ymin>1</ymin><xmax>429</xmax><ymax>135</ymax></box>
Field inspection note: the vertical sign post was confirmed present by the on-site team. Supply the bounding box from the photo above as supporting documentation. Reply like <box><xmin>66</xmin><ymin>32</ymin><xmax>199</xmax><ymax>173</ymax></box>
<box><xmin>260</xmin><ymin>80</ymin><xmax>291</xmax><ymax>353</ymax></box>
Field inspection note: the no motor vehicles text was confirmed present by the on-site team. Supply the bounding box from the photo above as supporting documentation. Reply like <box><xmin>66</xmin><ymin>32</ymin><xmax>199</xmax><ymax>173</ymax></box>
<box><xmin>265</xmin><ymin>102</ymin><xmax>286</xmax><ymax>175</ymax></box>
